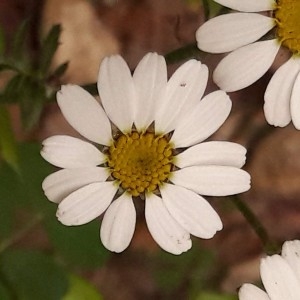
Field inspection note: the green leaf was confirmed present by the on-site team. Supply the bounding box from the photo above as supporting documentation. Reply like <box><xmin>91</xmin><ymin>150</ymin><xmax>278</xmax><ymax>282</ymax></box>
<box><xmin>1</xmin><ymin>74</ymin><xmax>24</xmax><ymax>104</ymax></box>
<box><xmin>0</xmin><ymin>63</ymin><xmax>18</xmax><ymax>73</ymax></box>
<box><xmin>63</xmin><ymin>275</ymin><xmax>103</xmax><ymax>300</ymax></box>
<box><xmin>0</xmin><ymin>105</ymin><xmax>18</xmax><ymax>170</ymax></box>
<box><xmin>0</xmin><ymin>250</ymin><xmax>69</xmax><ymax>300</ymax></box>
<box><xmin>0</xmin><ymin>281</ymin><xmax>10</xmax><ymax>300</ymax></box>
<box><xmin>0</xmin><ymin>142</ymin><xmax>53</xmax><ymax>238</ymax></box>
<box><xmin>196</xmin><ymin>291</ymin><xmax>237</xmax><ymax>300</ymax></box>
<box><xmin>45</xmin><ymin>218</ymin><xmax>110</xmax><ymax>268</ymax></box>
<box><xmin>39</xmin><ymin>24</ymin><xmax>62</xmax><ymax>75</ymax></box>
<box><xmin>19</xmin><ymin>77</ymin><xmax>46</xmax><ymax>130</ymax></box>
<box><xmin>49</xmin><ymin>61</ymin><xmax>69</xmax><ymax>79</ymax></box>
<box><xmin>12</xmin><ymin>19</ymin><xmax>30</xmax><ymax>62</ymax></box>
<box><xmin>202</xmin><ymin>0</ymin><xmax>223</xmax><ymax>19</ymax></box>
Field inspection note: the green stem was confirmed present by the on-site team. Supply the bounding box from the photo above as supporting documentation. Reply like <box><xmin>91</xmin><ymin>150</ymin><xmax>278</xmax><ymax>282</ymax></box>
<box><xmin>230</xmin><ymin>196</ymin><xmax>278</xmax><ymax>254</ymax></box>
<box><xmin>0</xmin><ymin>214</ymin><xmax>43</xmax><ymax>254</ymax></box>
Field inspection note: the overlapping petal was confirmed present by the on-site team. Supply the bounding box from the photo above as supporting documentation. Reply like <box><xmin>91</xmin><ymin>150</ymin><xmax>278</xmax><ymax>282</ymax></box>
<box><xmin>171</xmin><ymin>166</ymin><xmax>250</xmax><ymax>196</ymax></box>
<box><xmin>290</xmin><ymin>70</ymin><xmax>300</xmax><ymax>129</ymax></box>
<box><xmin>98</xmin><ymin>55</ymin><xmax>136</xmax><ymax>132</ymax></box>
<box><xmin>133</xmin><ymin>52</ymin><xmax>167</xmax><ymax>131</ymax></box>
<box><xmin>196</xmin><ymin>13</ymin><xmax>274</xmax><ymax>53</ymax></box>
<box><xmin>145</xmin><ymin>193</ymin><xmax>192</xmax><ymax>255</ymax></box>
<box><xmin>282</xmin><ymin>240</ymin><xmax>300</xmax><ymax>282</ymax></box>
<box><xmin>214</xmin><ymin>0</ymin><xmax>275</xmax><ymax>12</ymax></box>
<box><xmin>175</xmin><ymin>141</ymin><xmax>246</xmax><ymax>168</ymax></box>
<box><xmin>160</xmin><ymin>183</ymin><xmax>222</xmax><ymax>238</ymax></box>
<box><xmin>155</xmin><ymin>59</ymin><xmax>208</xmax><ymax>134</ymax></box>
<box><xmin>213</xmin><ymin>39</ymin><xmax>280</xmax><ymax>92</ymax></box>
<box><xmin>261</xmin><ymin>255</ymin><xmax>300</xmax><ymax>300</ymax></box>
<box><xmin>264</xmin><ymin>57</ymin><xmax>300</xmax><ymax>127</ymax></box>
<box><xmin>171</xmin><ymin>91</ymin><xmax>231</xmax><ymax>148</ymax></box>
<box><xmin>42</xmin><ymin>167</ymin><xmax>109</xmax><ymax>203</ymax></box>
<box><xmin>57</xmin><ymin>182</ymin><xmax>117</xmax><ymax>226</ymax></box>
<box><xmin>239</xmin><ymin>284</ymin><xmax>270</xmax><ymax>300</ymax></box>
<box><xmin>41</xmin><ymin>135</ymin><xmax>106</xmax><ymax>169</ymax></box>
<box><xmin>57</xmin><ymin>85</ymin><xmax>112</xmax><ymax>145</ymax></box>
<box><xmin>100</xmin><ymin>193</ymin><xmax>136</xmax><ymax>253</ymax></box>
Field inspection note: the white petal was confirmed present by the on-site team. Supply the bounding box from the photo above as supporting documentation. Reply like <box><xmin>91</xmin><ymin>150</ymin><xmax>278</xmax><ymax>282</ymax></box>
<box><xmin>98</xmin><ymin>55</ymin><xmax>136</xmax><ymax>132</ymax></box>
<box><xmin>145</xmin><ymin>193</ymin><xmax>192</xmax><ymax>255</ymax></box>
<box><xmin>133</xmin><ymin>53</ymin><xmax>167</xmax><ymax>131</ymax></box>
<box><xmin>214</xmin><ymin>0</ymin><xmax>275</xmax><ymax>12</ymax></box>
<box><xmin>261</xmin><ymin>255</ymin><xmax>300</xmax><ymax>300</ymax></box>
<box><xmin>282</xmin><ymin>240</ymin><xmax>300</xmax><ymax>282</ymax></box>
<box><xmin>171</xmin><ymin>166</ymin><xmax>251</xmax><ymax>196</ymax></box>
<box><xmin>155</xmin><ymin>60</ymin><xmax>208</xmax><ymax>134</ymax></box>
<box><xmin>213</xmin><ymin>39</ymin><xmax>280</xmax><ymax>92</ymax></box>
<box><xmin>100</xmin><ymin>193</ymin><xmax>136</xmax><ymax>253</ymax></box>
<box><xmin>57</xmin><ymin>85</ymin><xmax>112</xmax><ymax>146</ymax></box>
<box><xmin>41</xmin><ymin>135</ymin><xmax>105</xmax><ymax>169</ymax></box>
<box><xmin>171</xmin><ymin>91</ymin><xmax>231</xmax><ymax>148</ymax></box>
<box><xmin>57</xmin><ymin>182</ymin><xmax>117</xmax><ymax>226</ymax></box>
<box><xmin>196</xmin><ymin>13</ymin><xmax>274</xmax><ymax>53</ymax></box>
<box><xmin>239</xmin><ymin>284</ymin><xmax>270</xmax><ymax>300</ymax></box>
<box><xmin>291</xmin><ymin>69</ymin><xmax>300</xmax><ymax>129</ymax></box>
<box><xmin>42</xmin><ymin>167</ymin><xmax>109</xmax><ymax>203</ymax></box>
<box><xmin>160</xmin><ymin>183</ymin><xmax>222</xmax><ymax>238</ymax></box>
<box><xmin>175</xmin><ymin>141</ymin><xmax>246</xmax><ymax>168</ymax></box>
<box><xmin>264</xmin><ymin>57</ymin><xmax>300</xmax><ymax>127</ymax></box>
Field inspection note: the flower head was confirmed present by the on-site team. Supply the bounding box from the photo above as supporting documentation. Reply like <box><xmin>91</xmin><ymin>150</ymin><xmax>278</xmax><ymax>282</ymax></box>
<box><xmin>196</xmin><ymin>0</ymin><xmax>300</xmax><ymax>129</ymax></box>
<box><xmin>41</xmin><ymin>53</ymin><xmax>250</xmax><ymax>254</ymax></box>
<box><xmin>239</xmin><ymin>240</ymin><xmax>300</xmax><ymax>300</ymax></box>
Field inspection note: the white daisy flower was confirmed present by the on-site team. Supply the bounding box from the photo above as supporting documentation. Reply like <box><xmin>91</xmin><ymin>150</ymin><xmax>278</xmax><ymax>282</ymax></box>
<box><xmin>41</xmin><ymin>52</ymin><xmax>250</xmax><ymax>255</ymax></box>
<box><xmin>239</xmin><ymin>240</ymin><xmax>300</xmax><ymax>300</ymax></box>
<box><xmin>196</xmin><ymin>0</ymin><xmax>300</xmax><ymax>129</ymax></box>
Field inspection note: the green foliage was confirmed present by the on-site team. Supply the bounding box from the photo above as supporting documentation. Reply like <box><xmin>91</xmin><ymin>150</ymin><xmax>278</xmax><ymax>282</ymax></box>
<box><xmin>152</xmin><ymin>244</ymin><xmax>215</xmax><ymax>296</ymax></box>
<box><xmin>63</xmin><ymin>275</ymin><xmax>103</xmax><ymax>300</ymax></box>
<box><xmin>0</xmin><ymin>26</ymin><xmax>5</xmax><ymax>56</ymax></box>
<box><xmin>0</xmin><ymin>105</ymin><xmax>18</xmax><ymax>170</ymax></box>
<box><xmin>0</xmin><ymin>250</ymin><xmax>68</xmax><ymax>300</ymax></box>
<box><xmin>0</xmin><ymin>281</ymin><xmax>10</xmax><ymax>300</ymax></box>
<box><xmin>46</xmin><ymin>219</ymin><xmax>110</xmax><ymax>268</ymax></box>
<box><xmin>0</xmin><ymin>22</ymin><xmax>67</xmax><ymax>130</ymax></box>
<box><xmin>39</xmin><ymin>24</ymin><xmax>62</xmax><ymax>76</ymax></box>
<box><xmin>202</xmin><ymin>0</ymin><xmax>223</xmax><ymax>19</ymax></box>
<box><xmin>196</xmin><ymin>291</ymin><xmax>237</xmax><ymax>300</ymax></box>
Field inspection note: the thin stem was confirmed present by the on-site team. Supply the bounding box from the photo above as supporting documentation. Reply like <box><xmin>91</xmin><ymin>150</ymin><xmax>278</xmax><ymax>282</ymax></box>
<box><xmin>0</xmin><ymin>213</ymin><xmax>43</xmax><ymax>254</ymax></box>
<box><xmin>230</xmin><ymin>195</ymin><xmax>279</xmax><ymax>255</ymax></box>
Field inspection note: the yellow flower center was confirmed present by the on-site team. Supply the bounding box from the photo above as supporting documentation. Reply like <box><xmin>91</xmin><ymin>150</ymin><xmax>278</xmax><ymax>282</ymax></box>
<box><xmin>108</xmin><ymin>132</ymin><xmax>174</xmax><ymax>197</ymax></box>
<box><xmin>275</xmin><ymin>0</ymin><xmax>300</xmax><ymax>54</ymax></box>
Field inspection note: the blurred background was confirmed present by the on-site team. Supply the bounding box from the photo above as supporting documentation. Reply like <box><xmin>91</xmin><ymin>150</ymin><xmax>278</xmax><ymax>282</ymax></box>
<box><xmin>1</xmin><ymin>0</ymin><xmax>300</xmax><ymax>299</ymax></box>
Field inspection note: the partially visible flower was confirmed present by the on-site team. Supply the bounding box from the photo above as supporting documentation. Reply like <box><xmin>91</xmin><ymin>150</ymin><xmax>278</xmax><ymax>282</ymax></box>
<box><xmin>196</xmin><ymin>0</ymin><xmax>300</xmax><ymax>129</ymax></box>
<box><xmin>41</xmin><ymin>52</ymin><xmax>250</xmax><ymax>255</ymax></box>
<box><xmin>239</xmin><ymin>240</ymin><xmax>300</xmax><ymax>300</ymax></box>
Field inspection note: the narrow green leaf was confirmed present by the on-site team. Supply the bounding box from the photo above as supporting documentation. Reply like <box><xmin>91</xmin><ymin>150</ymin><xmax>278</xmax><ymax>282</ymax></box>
<box><xmin>0</xmin><ymin>105</ymin><xmax>18</xmax><ymax>170</ymax></box>
<box><xmin>0</xmin><ymin>250</ymin><xmax>69</xmax><ymax>300</ymax></box>
<box><xmin>49</xmin><ymin>61</ymin><xmax>69</xmax><ymax>79</ymax></box>
<box><xmin>63</xmin><ymin>275</ymin><xmax>103</xmax><ymax>300</ymax></box>
<box><xmin>19</xmin><ymin>77</ymin><xmax>46</xmax><ymax>130</ymax></box>
<box><xmin>12</xmin><ymin>19</ymin><xmax>30</xmax><ymax>61</ymax></box>
<box><xmin>39</xmin><ymin>24</ymin><xmax>62</xmax><ymax>75</ymax></box>
<box><xmin>1</xmin><ymin>74</ymin><xmax>25</xmax><ymax>104</ymax></box>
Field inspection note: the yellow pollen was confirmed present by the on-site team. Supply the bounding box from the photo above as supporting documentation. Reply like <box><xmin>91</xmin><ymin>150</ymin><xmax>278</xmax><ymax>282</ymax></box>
<box><xmin>108</xmin><ymin>132</ymin><xmax>174</xmax><ymax>197</ymax></box>
<box><xmin>275</xmin><ymin>0</ymin><xmax>300</xmax><ymax>54</ymax></box>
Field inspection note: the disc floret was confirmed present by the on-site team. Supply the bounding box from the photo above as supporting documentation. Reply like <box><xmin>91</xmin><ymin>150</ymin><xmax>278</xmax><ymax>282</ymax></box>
<box><xmin>275</xmin><ymin>0</ymin><xmax>300</xmax><ymax>54</ymax></box>
<box><xmin>108</xmin><ymin>131</ymin><xmax>174</xmax><ymax>197</ymax></box>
